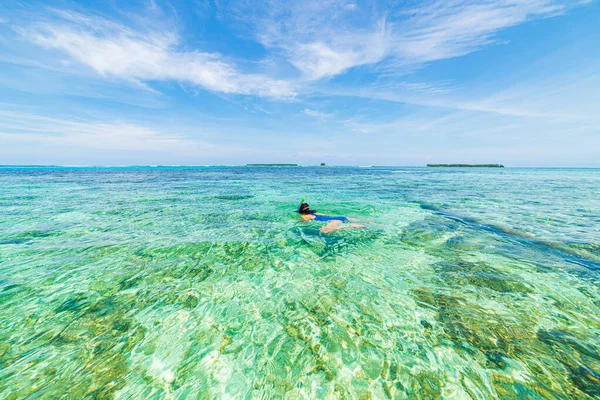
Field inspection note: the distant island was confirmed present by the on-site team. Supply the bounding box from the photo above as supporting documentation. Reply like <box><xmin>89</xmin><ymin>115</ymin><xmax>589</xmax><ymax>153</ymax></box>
<box><xmin>427</xmin><ymin>164</ymin><xmax>504</xmax><ymax>168</ymax></box>
<box><xmin>247</xmin><ymin>164</ymin><xmax>298</xmax><ymax>166</ymax></box>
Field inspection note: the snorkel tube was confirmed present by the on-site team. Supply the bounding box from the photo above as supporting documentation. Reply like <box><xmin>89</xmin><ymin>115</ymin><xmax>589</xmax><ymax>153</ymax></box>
<box><xmin>297</xmin><ymin>197</ymin><xmax>306</xmax><ymax>213</ymax></box>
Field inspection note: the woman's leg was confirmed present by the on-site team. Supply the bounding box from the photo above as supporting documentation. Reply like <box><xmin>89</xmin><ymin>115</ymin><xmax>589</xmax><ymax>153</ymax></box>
<box><xmin>321</xmin><ymin>221</ymin><xmax>367</xmax><ymax>233</ymax></box>
<box><xmin>343</xmin><ymin>223</ymin><xmax>367</xmax><ymax>229</ymax></box>
<box><xmin>321</xmin><ymin>220</ymin><xmax>343</xmax><ymax>233</ymax></box>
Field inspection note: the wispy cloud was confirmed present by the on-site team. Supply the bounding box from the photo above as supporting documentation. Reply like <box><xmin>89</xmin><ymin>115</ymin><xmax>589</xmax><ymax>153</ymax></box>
<box><xmin>304</xmin><ymin>108</ymin><xmax>333</xmax><ymax>118</ymax></box>
<box><xmin>389</xmin><ymin>0</ymin><xmax>566</xmax><ymax>63</ymax></box>
<box><xmin>0</xmin><ymin>110</ymin><xmax>237</xmax><ymax>155</ymax></box>
<box><xmin>358</xmin><ymin>61</ymin><xmax>600</xmax><ymax>120</ymax></box>
<box><xmin>246</xmin><ymin>0</ymin><xmax>389</xmax><ymax>80</ymax></box>
<box><xmin>14</xmin><ymin>1</ymin><xmax>591</xmax><ymax>98</ymax></box>
<box><xmin>236</xmin><ymin>0</ymin><xmax>583</xmax><ymax>80</ymax></box>
<box><xmin>19</xmin><ymin>10</ymin><xmax>296</xmax><ymax>99</ymax></box>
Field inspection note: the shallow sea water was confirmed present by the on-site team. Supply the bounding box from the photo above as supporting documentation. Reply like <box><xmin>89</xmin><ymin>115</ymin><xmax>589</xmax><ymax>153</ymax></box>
<box><xmin>0</xmin><ymin>166</ymin><xmax>599</xmax><ymax>399</ymax></box>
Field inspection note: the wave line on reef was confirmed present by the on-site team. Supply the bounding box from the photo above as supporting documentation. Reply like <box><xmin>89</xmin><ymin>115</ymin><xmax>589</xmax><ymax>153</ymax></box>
<box><xmin>418</xmin><ymin>203</ymin><xmax>600</xmax><ymax>273</ymax></box>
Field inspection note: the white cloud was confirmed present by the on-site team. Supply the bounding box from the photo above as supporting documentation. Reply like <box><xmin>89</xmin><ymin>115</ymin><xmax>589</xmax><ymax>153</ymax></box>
<box><xmin>304</xmin><ymin>108</ymin><xmax>333</xmax><ymax>118</ymax></box>
<box><xmin>285</xmin><ymin>20</ymin><xmax>388</xmax><ymax>80</ymax></box>
<box><xmin>20</xmin><ymin>10</ymin><xmax>296</xmax><ymax>99</ymax></box>
<box><xmin>239</xmin><ymin>0</ymin><xmax>583</xmax><ymax>80</ymax></box>
<box><xmin>249</xmin><ymin>1</ymin><xmax>389</xmax><ymax>80</ymax></box>
<box><xmin>12</xmin><ymin>1</ymin><xmax>594</xmax><ymax>100</ymax></box>
<box><xmin>391</xmin><ymin>0</ymin><xmax>565</xmax><ymax>63</ymax></box>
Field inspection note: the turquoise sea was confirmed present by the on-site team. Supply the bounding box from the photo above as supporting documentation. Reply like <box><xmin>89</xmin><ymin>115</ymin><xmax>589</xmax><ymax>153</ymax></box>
<box><xmin>0</xmin><ymin>166</ymin><xmax>599</xmax><ymax>399</ymax></box>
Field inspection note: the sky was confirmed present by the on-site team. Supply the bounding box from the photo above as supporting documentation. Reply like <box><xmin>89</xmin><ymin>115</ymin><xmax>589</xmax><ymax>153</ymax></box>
<box><xmin>0</xmin><ymin>0</ymin><xmax>598</xmax><ymax>166</ymax></box>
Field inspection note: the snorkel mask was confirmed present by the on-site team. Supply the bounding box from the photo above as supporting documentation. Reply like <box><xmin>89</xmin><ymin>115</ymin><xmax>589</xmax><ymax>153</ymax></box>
<box><xmin>297</xmin><ymin>197</ymin><xmax>306</xmax><ymax>213</ymax></box>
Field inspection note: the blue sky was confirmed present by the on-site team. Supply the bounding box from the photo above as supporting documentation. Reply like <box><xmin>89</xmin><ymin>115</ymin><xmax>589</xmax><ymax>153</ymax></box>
<box><xmin>0</xmin><ymin>0</ymin><xmax>598</xmax><ymax>166</ymax></box>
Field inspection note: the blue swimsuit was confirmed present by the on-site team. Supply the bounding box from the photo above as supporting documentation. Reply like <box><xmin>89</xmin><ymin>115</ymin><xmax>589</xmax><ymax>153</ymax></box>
<box><xmin>311</xmin><ymin>213</ymin><xmax>348</xmax><ymax>222</ymax></box>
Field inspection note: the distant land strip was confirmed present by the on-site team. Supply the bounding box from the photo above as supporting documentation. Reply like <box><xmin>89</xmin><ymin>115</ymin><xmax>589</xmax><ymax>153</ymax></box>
<box><xmin>427</xmin><ymin>164</ymin><xmax>504</xmax><ymax>168</ymax></box>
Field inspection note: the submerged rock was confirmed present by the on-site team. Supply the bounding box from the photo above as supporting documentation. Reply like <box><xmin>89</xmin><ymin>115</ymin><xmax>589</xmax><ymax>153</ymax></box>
<box><xmin>537</xmin><ymin>329</ymin><xmax>600</xmax><ymax>397</ymax></box>
<box><xmin>433</xmin><ymin>260</ymin><xmax>533</xmax><ymax>294</ymax></box>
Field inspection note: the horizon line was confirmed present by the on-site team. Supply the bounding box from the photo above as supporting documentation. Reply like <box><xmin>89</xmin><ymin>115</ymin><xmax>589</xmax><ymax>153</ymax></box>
<box><xmin>1</xmin><ymin>165</ymin><xmax>600</xmax><ymax>169</ymax></box>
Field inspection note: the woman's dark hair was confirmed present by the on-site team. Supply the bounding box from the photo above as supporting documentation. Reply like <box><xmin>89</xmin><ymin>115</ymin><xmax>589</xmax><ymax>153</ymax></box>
<box><xmin>298</xmin><ymin>203</ymin><xmax>316</xmax><ymax>215</ymax></box>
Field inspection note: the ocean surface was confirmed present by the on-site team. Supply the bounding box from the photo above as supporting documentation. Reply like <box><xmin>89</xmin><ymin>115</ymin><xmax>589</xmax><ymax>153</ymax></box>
<box><xmin>0</xmin><ymin>166</ymin><xmax>599</xmax><ymax>399</ymax></box>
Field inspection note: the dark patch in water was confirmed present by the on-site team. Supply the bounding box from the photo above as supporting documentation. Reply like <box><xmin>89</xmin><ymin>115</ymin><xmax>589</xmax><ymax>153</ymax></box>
<box><xmin>118</xmin><ymin>275</ymin><xmax>143</xmax><ymax>291</ymax></box>
<box><xmin>566</xmin><ymin>242</ymin><xmax>600</xmax><ymax>255</ymax></box>
<box><xmin>418</xmin><ymin>203</ymin><xmax>600</xmax><ymax>274</ymax></box>
<box><xmin>412</xmin><ymin>286</ymin><xmax>600</xmax><ymax>397</ymax></box>
<box><xmin>434</xmin><ymin>260</ymin><xmax>533</xmax><ymax>294</ymax></box>
<box><xmin>0</xmin><ymin>284</ymin><xmax>33</xmax><ymax>304</ymax></box>
<box><xmin>418</xmin><ymin>203</ymin><xmax>439</xmax><ymax>211</ymax></box>
<box><xmin>0</xmin><ymin>238</ymin><xmax>32</xmax><ymax>245</ymax></box>
<box><xmin>55</xmin><ymin>294</ymin><xmax>89</xmax><ymax>313</ymax></box>
<box><xmin>188</xmin><ymin>263</ymin><xmax>214</xmax><ymax>281</ymax></box>
<box><xmin>0</xmin><ymin>230</ymin><xmax>62</xmax><ymax>245</ymax></box>
<box><xmin>412</xmin><ymin>288</ymin><xmax>512</xmax><ymax>370</ymax></box>
<box><xmin>11</xmin><ymin>195</ymin><xmax>39</xmax><ymax>201</ymax></box>
<box><xmin>214</xmin><ymin>195</ymin><xmax>254</xmax><ymax>201</ymax></box>
<box><xmin>537</xmin><ymin>329</ymin><xmax>600</xmax><ymax>397</ymax></box>
<box><xmin>15</xmin><ymin>230</ymin><xmax>62</xmax><ymax>239</ymax></box>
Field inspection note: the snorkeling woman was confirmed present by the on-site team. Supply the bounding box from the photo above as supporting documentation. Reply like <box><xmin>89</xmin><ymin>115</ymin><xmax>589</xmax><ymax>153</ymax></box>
<box><xmin>297</xmin><ymin>200</ymin><xmax>367</xmax><ymax>233</ymax></box>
